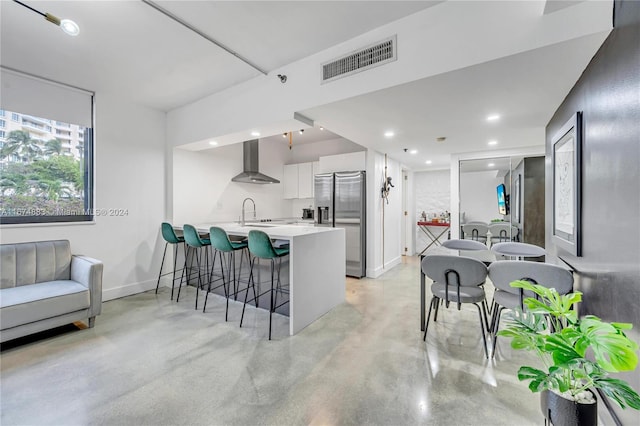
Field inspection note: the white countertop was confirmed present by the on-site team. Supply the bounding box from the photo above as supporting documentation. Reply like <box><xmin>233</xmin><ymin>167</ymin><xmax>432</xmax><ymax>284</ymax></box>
<box><xmin>194</xmin><ymin>222</ymin><xmax>340</xmax><ymax>240</ymax></box>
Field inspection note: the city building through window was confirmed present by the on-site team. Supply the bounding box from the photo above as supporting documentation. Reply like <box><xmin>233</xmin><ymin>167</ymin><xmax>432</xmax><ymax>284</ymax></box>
<box><xmin>0</xmin><ymin>68</ymin><xmax>94</xmax><ymax>224</ymax></box>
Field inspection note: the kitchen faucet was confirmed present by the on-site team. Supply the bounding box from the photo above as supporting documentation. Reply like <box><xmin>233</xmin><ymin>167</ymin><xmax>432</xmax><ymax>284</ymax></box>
<box><xmin>241</xmin><ymin>198</ymin><xmax>256</xmax><ymax>226</ymax></box>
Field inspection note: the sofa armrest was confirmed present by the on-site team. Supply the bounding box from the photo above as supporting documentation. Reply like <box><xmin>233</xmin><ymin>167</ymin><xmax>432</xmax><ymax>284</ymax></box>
<box><xmin>71</xmin><ymin>255</ymin><xmax>103</xmax><ymax>318</ymax></box>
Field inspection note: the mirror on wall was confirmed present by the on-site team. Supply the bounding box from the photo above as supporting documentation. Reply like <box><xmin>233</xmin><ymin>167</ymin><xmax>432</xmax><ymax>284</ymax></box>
<box><xmin>459</xmin><ymin>155</ymin><xmax>545</xmax><ymax>247</ymax></box>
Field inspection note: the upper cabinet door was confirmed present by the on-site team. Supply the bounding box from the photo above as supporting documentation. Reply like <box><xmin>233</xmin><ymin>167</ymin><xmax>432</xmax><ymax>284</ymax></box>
<box><xmin>283</xmin><ymin>164</ymin><xmax>299</xmax><ymax>199</ymax></box>
<box><xmin>298</xmin><ymin>162</ymin><xmax>313</xmax><ymax>199</ymax></box>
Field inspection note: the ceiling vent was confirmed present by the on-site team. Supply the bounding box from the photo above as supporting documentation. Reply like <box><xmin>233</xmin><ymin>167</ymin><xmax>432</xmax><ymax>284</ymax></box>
<box><xmin>321</xmin><ymin>35</ymin><xmax>397</xmax><ymax>84</ymax></box>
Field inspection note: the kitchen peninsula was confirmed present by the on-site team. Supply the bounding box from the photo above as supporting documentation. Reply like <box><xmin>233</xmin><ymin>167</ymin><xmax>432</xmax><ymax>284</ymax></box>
<box><xmin>193</xmin><ymin>223</ymin><xmax>345</xmax><ymax>335</ymax></box>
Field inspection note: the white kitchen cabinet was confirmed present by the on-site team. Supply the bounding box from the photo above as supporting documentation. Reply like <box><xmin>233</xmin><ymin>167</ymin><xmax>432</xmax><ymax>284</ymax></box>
<box><xmin>283</xmin><ymin>164</ymin><xmax>299</xmax><ymax>199</ymax></box>
<box><xmin>312</xmin><ymin>161</ymin><xmax>319</xmax><ymax>197</ymax></box>
<box><xmin>298</xmin><ymin>162</ymin><xmax>313</xmax><ymax>198</ymax></box>
<box><xmin>284</xmin><ymin>162</ymin><xmax>316</xmax><ymax>199</ymax></box>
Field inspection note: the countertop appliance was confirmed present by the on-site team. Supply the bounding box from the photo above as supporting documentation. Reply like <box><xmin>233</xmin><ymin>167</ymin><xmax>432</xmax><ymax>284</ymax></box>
<box><xmin>302</xmin><ymin>208</ymin><xmax>314</xmax><ymax>220</ymax></box>
<box><xmin>314</xmin><ymin>171</ymin><xmax>366</xmax><ymax>278</ymax></box>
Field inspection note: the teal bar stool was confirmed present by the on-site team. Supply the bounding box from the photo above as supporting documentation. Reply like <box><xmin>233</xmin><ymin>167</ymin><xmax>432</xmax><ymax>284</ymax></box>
<box><xmin>177</xmin><ymin>224</ymin><xmax>211</xmax><ymax>310</ymax></box>
<box><xmin>205</xmin><ymin>226</ymin><xmax>248</xmax><ymax>320</ymax></box>
<box><xmin>156</xmin><ymin>222</ymin><xmax>186</xmax><ymax>300</ymax></box>
<box><xmin>240</xmin><ymin>230</ymin><xmax>290</xmax><ymax>340</ymax></box>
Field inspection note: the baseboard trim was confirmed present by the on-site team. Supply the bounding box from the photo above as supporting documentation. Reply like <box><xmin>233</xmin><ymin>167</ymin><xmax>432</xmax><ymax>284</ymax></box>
<box><xmin>366</xmin><ymin>255</ymin><xmax>402</xmax><ymax>278</ymax></box>
<box><xmin>102</xmin><ymin>278</ymin><xmax>157</xmax><ymax>301</ymax></box>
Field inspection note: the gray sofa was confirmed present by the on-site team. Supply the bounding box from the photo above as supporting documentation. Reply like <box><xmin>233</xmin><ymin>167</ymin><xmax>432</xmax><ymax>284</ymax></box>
<box><xmin>0</xmin><ymin>240</ymin><xmax>103</xmax><ymax>343</ymax></box>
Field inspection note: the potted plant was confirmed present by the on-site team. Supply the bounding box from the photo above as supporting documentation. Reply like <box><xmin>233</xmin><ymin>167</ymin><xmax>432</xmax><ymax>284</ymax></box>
<box><xmin>498</xmin><ymin>280</ymin><xmax>640</xmax><ymax>426</ymax></box>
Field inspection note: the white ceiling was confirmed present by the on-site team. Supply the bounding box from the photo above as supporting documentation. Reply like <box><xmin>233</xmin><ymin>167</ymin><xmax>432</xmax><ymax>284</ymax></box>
<box><xmin>301</xmin><ymin>30</ymin><xmax>608</xmax><ymax>171</ymax></box>
<box><xmin>0</xmin><ymin>0</ymin><xmax>439</xmax><ymax>111</ymax></box>
<box><xmin>1</xmin><ymin>1</ymin><xmax>610</xmax><ymax>171</ymax></box>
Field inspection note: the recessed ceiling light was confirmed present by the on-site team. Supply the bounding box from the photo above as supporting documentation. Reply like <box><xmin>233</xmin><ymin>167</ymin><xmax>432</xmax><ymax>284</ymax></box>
<box><xmin>425</xmin><ymin>160</ymin><xmax>432</xmax><ymax>165</ymax></box>
<box><xmin>251</xmin><ymin>131</ymin><xmax>260</xmax><ymax>137</ymax></box>
<box><xmin>319</xmin><ymin>126</ymin><xmax>324</xmax><ymax>131</ymax></box>
<box><xmin>488</xmin><ymin>140</ymin><xmax>498</xmax><ymax>146</ymax></box>
<box><xmin>410</xmin><ymin>149</ymin><xmax>418</xmax><ymax>155</ymax></box>
<box><xmin>60</xmin><ymin>19</ymin><xmax>80</xmax><ymax>36</ymax></box>
<box><xmin>384</xmin><ymin>131</ymin><xmax>395</xmax><ymax>138</ymax></box>
<box><xmin>209</xmin><ymin>141</ymin><xmax>218</xmax><ymax>146</ymax></box>
<box><xmin>436</xmin><ymin>137</ymin><xmax>446</xmax><ymax>142</ymax></box>
<box><xmin>487</xmin><ymin>114</ymin><xmax>500</xmax><ymax>121</ymax></box>
<box><xmin>488</xmin><ymin>163</ymin><xmax>495</xmax><ymax>167</ymax></box>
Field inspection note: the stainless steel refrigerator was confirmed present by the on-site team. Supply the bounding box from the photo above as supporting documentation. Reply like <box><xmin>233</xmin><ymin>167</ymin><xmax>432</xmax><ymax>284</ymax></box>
<box><xmin>314</xmin><ymin>171</ymin><xmax>366</xmax><ymax>278</ymax></box>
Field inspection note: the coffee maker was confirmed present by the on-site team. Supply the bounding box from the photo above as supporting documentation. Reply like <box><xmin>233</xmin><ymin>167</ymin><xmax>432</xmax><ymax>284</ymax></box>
<box><xmin>302</xmin><ymin>208</ymin><xmax>314</xmax><ymax>219</ymax></box>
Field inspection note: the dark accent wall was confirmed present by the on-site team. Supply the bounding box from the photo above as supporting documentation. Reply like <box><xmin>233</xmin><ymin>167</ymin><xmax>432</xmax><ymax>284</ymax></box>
<box><xmin>523</xmin><ymin>157</ymin><xmax>545</xmax><ymax>247</ymax></box>
<box><xmin>545</xmin><ymin>1</ymin><xmax>639</xmax><ymax>423</ymax></box>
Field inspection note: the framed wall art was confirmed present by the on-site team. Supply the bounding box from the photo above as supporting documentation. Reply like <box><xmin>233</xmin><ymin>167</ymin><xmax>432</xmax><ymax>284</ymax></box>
<box><xmin>552</xmin><ymin>112</ymin><xmax>582</xmax><ymax>256</ymax></box>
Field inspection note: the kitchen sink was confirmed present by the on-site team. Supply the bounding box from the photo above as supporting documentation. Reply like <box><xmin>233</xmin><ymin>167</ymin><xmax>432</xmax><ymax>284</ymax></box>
<box><xmin>243</xmin><ymin>224</ymin><xmax>279</xmax><ymax>228</ymax></box>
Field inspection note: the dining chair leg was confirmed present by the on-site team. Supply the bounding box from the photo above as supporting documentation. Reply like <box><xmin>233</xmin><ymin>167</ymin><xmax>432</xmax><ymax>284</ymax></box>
<box><xmin>240</xmin><ymin>256</ymin><xmax>256</xmax><ymax>328</ymax></box>
<box><xmin>423</xmin><ymin>296</ymin><xmax>437</xmax><ymax>341</ymax></box>
<box><xmin>474</xmin><ymin>302</ymin><xmax>489</xmax><ymax>359</ymax></box>
<box><xmin>169</xmin><ymin>243</ymin><xmax>180</xmax><ymax>300</ymax></box>
<box><xmin>235</xmin><ymin>249</ymin><xmax>245</xmax><ymax>301</ymax></box>
<box><xmin>203</xmin><ymin>249</ymin><xmax>223</xmax><ymax>314</ymax></box>
<box><xmin>194</xmin><ymin>248</ymin><xmax>202</xmax><ymax>310</ymax></box>
<box><xmin>269</xmin><ymin>259</ymin><xmax>275</xmax><ymax>340</ymax></box>
<box><xmin>433</xmin><ymin>297</ymin><xmax>441</xmax><ymax>322</ymax></box>
<box><xmin>491</xmin><ymin>307</ymin><xmax>505</xmax><ymax>358</ymax></box>
<box><xmin>177</xmin><ymin>246</ymin><xmax>194</xmax><ymax>303</ymax></box>
<box><xmin>482</xmin><ymin>299</ymin><xmax>492</xmax><ymax>331</ymax></box>
<box><xmin>155</xmin><ymin>242</ymin><xmax>168</xmax><ymax>294</ymax></box>
<box><xmin>225</xmin><ymin>252</ymin><xmax>232</xmax><ymax>321</ymax></box>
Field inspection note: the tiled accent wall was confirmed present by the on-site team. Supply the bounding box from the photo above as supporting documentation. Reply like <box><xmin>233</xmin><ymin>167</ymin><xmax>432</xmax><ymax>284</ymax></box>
<box><xmin>414</xmin><ymin>170</ymin><xmax>450</xmax><ymax>253</ymax></box>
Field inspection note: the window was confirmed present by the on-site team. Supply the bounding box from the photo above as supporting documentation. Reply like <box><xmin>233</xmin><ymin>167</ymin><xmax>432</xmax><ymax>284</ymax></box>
<box><xmin>11</xmin><ymin>113</ymin><xmax>20</xmax><ymax>121</ymax></box>
<box><xmin>0</xmin><ymin>68</ymin><xmax>94</xmax><ymax>224</ymax></box>
<box><xmin>0</xmin><ymin>109</ymin><xmax>5</xmax><ymax>116</ymax></box>
<box><xmin>0</xmin><ymin>130</ymin><xmax>5</xmax><ymax>139</ymax></box>
<box><xmin>0</xmin><ymin>120</ymin><xmax>5</xmax><ymax>128</ymax></box>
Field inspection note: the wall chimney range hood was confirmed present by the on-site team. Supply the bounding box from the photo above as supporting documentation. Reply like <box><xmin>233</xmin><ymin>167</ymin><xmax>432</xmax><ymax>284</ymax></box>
<box><xmin>231</xmin><ymin>140</ymin><xmax>280</xmax><ymax>184</ymax></box>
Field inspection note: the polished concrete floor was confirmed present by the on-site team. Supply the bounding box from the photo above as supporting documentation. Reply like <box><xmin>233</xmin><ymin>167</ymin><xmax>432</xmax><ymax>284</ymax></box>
<box><xmin>1</xmin><ymin>256</ymin><xmax>543</xmax><ymax>425</ymax></box>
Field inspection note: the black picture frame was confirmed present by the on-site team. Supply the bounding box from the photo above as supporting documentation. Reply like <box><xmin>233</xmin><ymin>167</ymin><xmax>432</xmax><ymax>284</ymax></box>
<box><xmin>551</xmin><ymin>112</ymin><xmax>582</xmax><ymax>256</ymax></box>
<box><xmin>514</xmin><ymin>173</ymin><xmax>521</xmax><ymax>224</ymax></box>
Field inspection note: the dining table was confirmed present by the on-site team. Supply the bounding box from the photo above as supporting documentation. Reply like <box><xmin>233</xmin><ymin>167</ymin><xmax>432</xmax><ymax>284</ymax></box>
<box><xmin>419</xmin><ymin>246</ymin><xmax>495</xmax><ymax>331</ymax></box>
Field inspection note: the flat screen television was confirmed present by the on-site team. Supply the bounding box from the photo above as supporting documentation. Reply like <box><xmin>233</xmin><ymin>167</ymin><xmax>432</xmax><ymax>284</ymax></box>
<box><xmin>497</xmin><ymin>183</ymin><xmax>509</xmax><ymax>215</ymax></box>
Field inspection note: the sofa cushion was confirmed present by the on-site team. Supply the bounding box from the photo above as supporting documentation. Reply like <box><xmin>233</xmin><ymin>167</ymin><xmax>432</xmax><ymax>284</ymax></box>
<box><xmin>0</xmin><ymin>280</ymin><xmax>89</xmax><ymax>330</ymax></box>
<box><xmin>0</xmin><ymin>241</ymin><xmax>71</xmax><ymax>289</ymax></box>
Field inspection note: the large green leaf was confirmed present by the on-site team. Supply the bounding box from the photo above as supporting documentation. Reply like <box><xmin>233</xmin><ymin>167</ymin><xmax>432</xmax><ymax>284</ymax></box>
<box><xmin>594</xmin><ymin>377</ymin><xmax>640</xmax><ymax>410</ymax></box>
<box><xmin>517</xmin><ymin>366</ymin><xmax>559</xmax><ymax>393</ymax></box>
<box><xmin>544</xmin><ymin>334</ymin><xmax>582</xmax><ymax>364</ymax></box>
<box><xmin>579</xmin><ymin>317</ymin><xmax>638</xmax><ymax>372</ymax></box>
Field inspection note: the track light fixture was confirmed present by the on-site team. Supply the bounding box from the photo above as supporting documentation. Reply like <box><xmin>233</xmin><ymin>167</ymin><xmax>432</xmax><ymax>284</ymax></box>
<box><xmin>277</xmin><ymin>74</ymin><xmax>287</xmax><ymax>83</ymax></box>
<box><xmin>13</xmin><ymin>0</ymin><xmax>80</xmax><ymax>36</ymax></box>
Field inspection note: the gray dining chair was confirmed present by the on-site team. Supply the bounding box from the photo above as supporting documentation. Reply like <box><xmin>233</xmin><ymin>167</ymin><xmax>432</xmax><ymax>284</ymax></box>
<box><xmin>491</xmin><ymin>242</ymin><xmax>546</xmax><ymax>260</ymax></box>
<box><xmin>461</xmin><ymin>223</ymin><xmax>489</xmax><ymax>243</ymax></box>
<box><xmin>422</xmin><ymin>255</ymin><xmax>490</xmax><ymax>358</ymax></box>
<box><xmin>488</xmin><ymin>222</ymin><xmax>519</xmax><ymax>243</ymax></box>
<box><xmin>488</xmin><ymin>260</ymin><xmax>573</xmax><ymax>358</ymax></box>
<box><xmin>442</xmin><ymin>239</ymin><xmax>488</xmax><ymax>251</ymax></box>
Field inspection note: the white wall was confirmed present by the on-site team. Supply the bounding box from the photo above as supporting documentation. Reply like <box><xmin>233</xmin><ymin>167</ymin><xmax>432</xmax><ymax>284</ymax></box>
<box><xmin>172</xmin><ymin>139</ymin><xmax>290</xmax><ymax>225</ymax></box>
<box><xmin>366</xmin><ymin>150</ymin><xmax>402</xmax><ymax>278</ymax></box>
<box><xmin>0</xmin><ymin>94</ymin><xmax>166</xmax><ymax>301</ymax></box>
<box><xmin>459</xmin><ymin>171</ymin><xmax>504</xmax><ymax>224</ymax></box>
<box><xmin>414</xmin><ymin>170</ymin><xmax>450</xmax><ymax>252</ymax></box>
